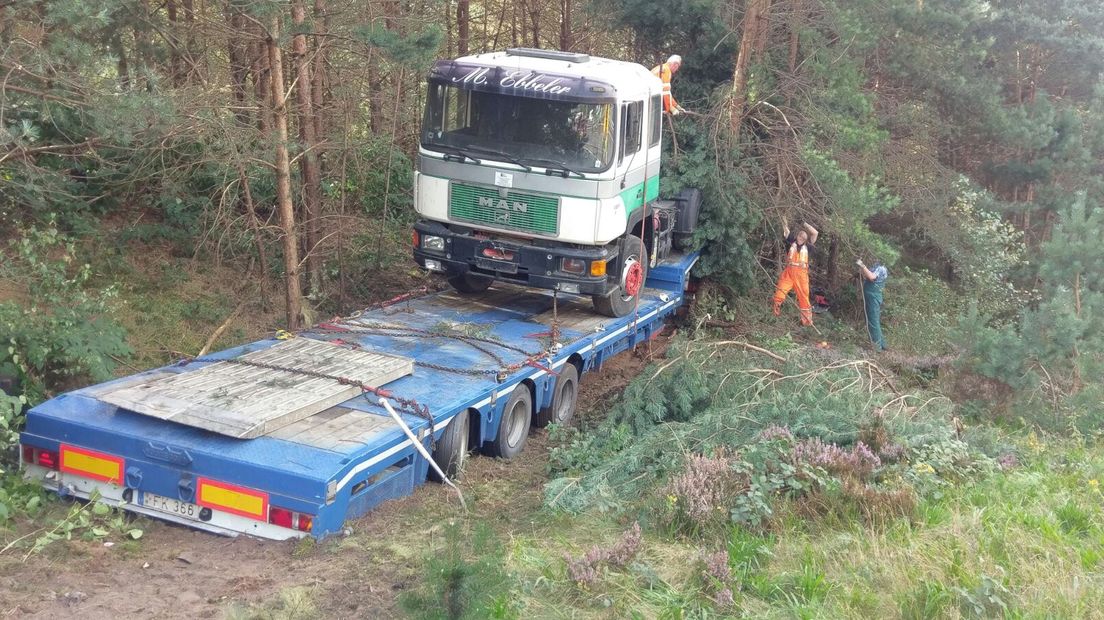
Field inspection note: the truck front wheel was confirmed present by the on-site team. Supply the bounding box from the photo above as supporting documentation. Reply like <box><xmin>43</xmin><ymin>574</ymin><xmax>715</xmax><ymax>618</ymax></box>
<box><xmin>593</xmin><ymin>234</ymin><xmax>647</xmax><ymax>317</ymax></box>
<box><xmin>448</xmin><ymin>272</ymin><xmax>493</xmax><ymax>294</ymax></box>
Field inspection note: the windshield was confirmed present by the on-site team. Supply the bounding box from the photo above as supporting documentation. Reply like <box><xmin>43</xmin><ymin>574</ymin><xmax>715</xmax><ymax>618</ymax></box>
<box><xmin>422</xmin><ymin>82</ymin><xmax>615</xmax><ymax>173</ymax></box>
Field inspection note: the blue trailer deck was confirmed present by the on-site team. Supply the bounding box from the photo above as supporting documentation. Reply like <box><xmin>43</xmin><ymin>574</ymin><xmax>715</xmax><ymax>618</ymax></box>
<box><xmin>19</xmin><ymin>253</ymin><xmax>698</xmax><ymax>540</ymax></box>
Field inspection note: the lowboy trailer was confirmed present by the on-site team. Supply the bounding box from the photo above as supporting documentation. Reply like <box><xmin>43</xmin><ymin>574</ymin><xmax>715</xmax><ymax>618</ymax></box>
<box><xmin>18</xmin><ymin>252</ymin><xmax>697</xmax><ymax>540</ymax></box>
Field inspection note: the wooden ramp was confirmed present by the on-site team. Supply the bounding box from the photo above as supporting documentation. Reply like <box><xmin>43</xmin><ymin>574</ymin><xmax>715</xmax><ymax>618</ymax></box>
<box><xmin>95</xmin><ymin>339</ymin><xmax>414</xmax><ymax>439</ymax></box>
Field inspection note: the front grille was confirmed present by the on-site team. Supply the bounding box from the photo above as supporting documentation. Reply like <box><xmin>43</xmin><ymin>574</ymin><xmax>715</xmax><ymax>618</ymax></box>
<box><xmin>448</xmin><ymin>183</ymin><xmax>559</xmax><ymax>236</ymax></box>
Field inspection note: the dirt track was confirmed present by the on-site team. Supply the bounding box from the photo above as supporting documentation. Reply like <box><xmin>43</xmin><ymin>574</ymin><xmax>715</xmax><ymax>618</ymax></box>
<box><xmin>0</xmin><ymin>329</ymin><xmax>674</xmax><ymax>618</ymax></box>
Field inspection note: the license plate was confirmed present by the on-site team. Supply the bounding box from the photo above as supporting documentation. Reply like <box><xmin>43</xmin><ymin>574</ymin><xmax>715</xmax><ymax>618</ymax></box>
<box><xmin>142</xmin><ymin>491</ymin><xmax>201</xmax><ymax>521</ymax></box>
<box><xmin>476</xmin><ymin>258</ymin><xmax>518</xmax><ymax>274</ymax></box>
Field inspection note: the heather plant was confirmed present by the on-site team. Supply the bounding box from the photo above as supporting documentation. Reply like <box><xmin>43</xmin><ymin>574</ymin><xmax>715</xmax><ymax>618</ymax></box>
<box><xmin>564</xmin><ymin>522</ymin><xmax>642</xmax><ymax>589</ymax></box>
<box><xmin>663</xmin><ymin>452</ymin><xmax>745</xmax><ymax>535</ymax></box>
<box><xmin>791</xmin><ymin>438</ymin><xmax>882</xmax><ymax>480</ymax></box>
<box><xmin>697</xmin><ymin>550</ymin><xmax>735</xmax><ymax>608</ymax></box>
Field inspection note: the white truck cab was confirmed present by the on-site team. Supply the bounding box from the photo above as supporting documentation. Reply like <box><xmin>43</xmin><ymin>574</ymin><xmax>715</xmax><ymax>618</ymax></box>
<box><xmin>412</xmin><ymin>48</ymin><xmax>700</xmax><ymax>316</ymax></box>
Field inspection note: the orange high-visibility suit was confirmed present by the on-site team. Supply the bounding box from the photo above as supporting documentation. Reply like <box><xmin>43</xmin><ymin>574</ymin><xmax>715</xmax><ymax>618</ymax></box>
<box><xmin>772</xmin><ymin>234</ymin><xmax>814</xmax><ymax>326</ymax></box>
<box><xmin>651</xmin><ymin>63</ymin><xmax>679</xmax><ymax>112</ymax></box>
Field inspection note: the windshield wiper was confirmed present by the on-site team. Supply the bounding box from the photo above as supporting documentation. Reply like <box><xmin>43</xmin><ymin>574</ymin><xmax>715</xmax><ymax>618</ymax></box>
<box><xmin>461</xmin><ymin>146</ymin><xmax>533</xmax><ymax>172</ymax></box>
<box><xmin>519</xmin><ymin>157</ymin><xmax>587</xmax><ymax>178</ymax></box>
<box><xmin>426</xmin><ymin>144</ymin><xmax>482</xmax><ymax>164</ymax></box>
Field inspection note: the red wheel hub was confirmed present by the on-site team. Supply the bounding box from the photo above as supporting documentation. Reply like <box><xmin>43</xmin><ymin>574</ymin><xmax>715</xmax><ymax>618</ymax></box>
<box><xmin>622</xmin><ymin>260</ymin><xmax>644</xmax><ymax>297</ymax></box>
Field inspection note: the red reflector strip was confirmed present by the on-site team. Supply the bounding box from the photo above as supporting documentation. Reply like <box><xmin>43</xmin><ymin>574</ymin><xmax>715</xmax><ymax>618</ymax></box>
<box><xmin>59</xmin><ymin>444</ymin><xmax>123</xmax><ymax>483</ymax></box>
<box><xmin>21</xmin><ymin>445</ymin><xmax>35</xmax><ymax>464</ymax></box>
<box><xmin>197</xmin><ymin>477</ymin><xmax>268</xmax><ymax>520</ymax></box>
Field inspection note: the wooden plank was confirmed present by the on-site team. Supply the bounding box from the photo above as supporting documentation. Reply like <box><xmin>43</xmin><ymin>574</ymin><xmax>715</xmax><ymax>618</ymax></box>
<box><xmin>269</xmin><ymin>406</ymin><xmax>399</xmax><ymax>451</ymax></box>
<box><xmin>96</xmin><ymin>339</ymin><xmax>413</xmax><ymax>439</ymax></box>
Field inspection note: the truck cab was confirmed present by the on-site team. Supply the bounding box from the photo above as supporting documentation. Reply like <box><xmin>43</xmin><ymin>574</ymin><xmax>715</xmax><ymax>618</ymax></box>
<box><xmin>412</xmin><ymin>48</ymin><xmax>699</xmax><ymax>316</ymax></box>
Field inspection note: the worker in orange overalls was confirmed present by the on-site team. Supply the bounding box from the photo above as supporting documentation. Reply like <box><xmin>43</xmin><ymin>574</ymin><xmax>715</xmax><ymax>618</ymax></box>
<box><xmin>772</xmin><ymin>220</ymin><xmax>819</xmax><ymax>326</ymax></box>
<box><xmin>651</xmin><ymin>55</ymin><xmax>686</xmax><ymax>115</ymax></box>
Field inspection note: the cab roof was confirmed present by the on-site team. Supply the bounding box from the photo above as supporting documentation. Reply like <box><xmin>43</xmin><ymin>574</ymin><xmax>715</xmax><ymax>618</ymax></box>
<box><xmin>431</xmin><ymin>48</ymin><xmax>660</xmax><ymax>102</ymax></box>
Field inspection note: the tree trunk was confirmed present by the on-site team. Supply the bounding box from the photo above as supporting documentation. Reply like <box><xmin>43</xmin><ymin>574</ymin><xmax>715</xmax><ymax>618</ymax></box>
<box><xmin>182</xmin><ymin>0</ymin><xmax>197</xmax><ymax>83</ymax></box>
<box><xmin>167</xmin><ymin>0</ymin><xmax>184</xmax><ymax>86</ymax></box>
<box><xmin>787</xmin><ymin>0</ymin><xmax>803</xmax><ymax>73</ymax></box>
<box><xmin>227</xmin><ymin>5</ymin><xmax>250</xmax><ymax>125</ymax></box>
<box><xmin>292</xmin><ymin>0</ymin><xmax>324</xmax><ymax>294</ymax></box>
<box><xmin>237</xmin><ymin>163</ymin><xmax>270</xmax><ymax>280</ymax></box>
<box><xmin>457</xmin><ymin>0</ymin><xmax>470</xmax><ymax>56</ymax></box>
<box><xmin>729</xmin><ymin>0</ymin><xmax>772</xmax><ymax>130</ymax></box>
<box><xmin>267</xmin><ymin>17</ymin><xmax>304</xmax><ymax>330</ymax></box>
<box><xmin>445</xmin><ymin>0</ymin><xmax>453</xmax><ymax>57</ymax></box>
<box><xmin>367</xmin><ymin>57</ymin><xmax>384</xmax><ymax>132</ymax></box>
<box><xmin>312</xmin><ymin>0</ymin><xmax>329</xmax><ymax>152</ymax></box>
<box><xmin>253</xmin><ymin>33</ymin><xmax>271</xmax><ymax>132</ymax></box>
<box><xmin>559</xmin><ymin>0</ymin><xmax>572</xmax><ymax>51</ymax></box>
<box><xmin>492</xmin><ymin>0</ymin><xmax>508</xmax><ymax>51</ymax></box>
<box><xmin>113</xmin><ymin>34</ymin><xmax>130</xmax><ymax>90</ymax></box>
<box><xmin>529</xmin><ymin>0</ymin><xmax>540</xmax><ymax>48</ymax></box>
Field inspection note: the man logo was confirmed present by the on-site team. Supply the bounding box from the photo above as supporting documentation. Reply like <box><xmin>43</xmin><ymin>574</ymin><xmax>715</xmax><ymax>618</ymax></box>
<box><xmin>478</xmin><ymin>196</ymin><xmax>529</xmax><ymax>213</ymax></box>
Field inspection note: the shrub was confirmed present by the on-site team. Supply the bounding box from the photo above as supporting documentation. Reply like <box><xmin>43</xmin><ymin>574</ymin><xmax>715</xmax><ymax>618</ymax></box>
<box><xmin>664</xmin><ymin>453</ymin><xmax>746</xmax><ymax>534</ymax></box>
<box><xmin>564</xmin><ymin>522</ymin><xmax>643</xmax><ymax>588</ymax></box>
<box><xmin>399</xmin><ymin>522</ymin><xmax>518</xmax><ymax>620</ymax></box>
<box><xmin>0</xmin><ymin>222</ymin><xmax>130</xmax><ymax>404</ymax></box>
<box><xmin>697</xmin><ymin>550</ymin><xmax>735</xmax><ymax>608</ymax></box>
<box><xmin>791</xmin><ymin>438</ymin><xmax>882</xmax><ymax>480</ymax></box>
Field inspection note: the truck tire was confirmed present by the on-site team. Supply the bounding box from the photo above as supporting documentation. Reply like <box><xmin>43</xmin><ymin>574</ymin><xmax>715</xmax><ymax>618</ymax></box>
<box><xmin>534</xmin><ymin>363</ymin><xmax>579</xmax><ymax>427</ymax></box>
<box><xmin>487</xmin><ymin>385</ymin><xmax>532</xmax><ymax>459</ymax></box>
<box><xmin>430</xmin><ymin>409</ymin><xmax>470</xmax><ymax>482</ymax></box>
<box><xmin>593</xmin><ymin>234</ymin><xmax>648</xmax><ymax>317</ymax></box>
<box><xmin>448</xmin><ymin>272</ymin><xmax>493</xmax><ymax>294</ymax></box>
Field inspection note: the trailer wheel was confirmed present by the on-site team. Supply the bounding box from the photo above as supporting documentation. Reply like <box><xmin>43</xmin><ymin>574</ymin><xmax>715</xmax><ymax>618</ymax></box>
<box><xmin>430</xmin><ymin>409</ymin><xmax>470</xmax><ymax>482</ymax></box>
<box><xmin>535</xmin><ymin>363</ymin><xmax>578</xmax><ymax>427</ymax></box>
<box><xmin>487</xmin><ymin>385</ymin><xmax>532</xmax><ymax>459</ymax></box>
<box><xmin>593</xmin><ymin>234</ymin><xmax>647</xmax><ymax>317</ymax></box>
<box><xmin>448</xmin><ymin>272</ymin><xmax>493</xmax><ymax>294</ymax></box>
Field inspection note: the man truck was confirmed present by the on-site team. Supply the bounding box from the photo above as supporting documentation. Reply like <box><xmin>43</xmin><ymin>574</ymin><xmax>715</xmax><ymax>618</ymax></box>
<box><xmin>412</xmin><ymin>48</ymin><xmax>700</xmax><ymax>316</ymax></box>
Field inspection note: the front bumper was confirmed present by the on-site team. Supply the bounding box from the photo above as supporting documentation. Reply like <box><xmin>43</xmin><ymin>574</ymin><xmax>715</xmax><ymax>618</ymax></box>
<box><xmin>413</xmin><ymin>220</ymin><xmax>618</xmax><ymax>296</ymax></box>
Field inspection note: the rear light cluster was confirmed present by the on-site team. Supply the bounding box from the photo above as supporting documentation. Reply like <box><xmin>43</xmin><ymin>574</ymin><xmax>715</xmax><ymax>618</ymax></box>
<box><xmin>21</xmin><ymin>445</ymin><xmax>59</xmax><ymax>470</ymax></box>
<box><xmin>269</xmin><ymin>506</ymin><xmax>314</xmax><ymax>532</ymax></box>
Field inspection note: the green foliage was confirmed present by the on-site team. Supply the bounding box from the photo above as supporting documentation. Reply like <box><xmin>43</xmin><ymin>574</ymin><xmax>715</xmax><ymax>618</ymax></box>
<box><xmin>0</xmin><ymin>222</ymin><xmax>130</xmax><ymax>403</ymax></box>
<box><xmin>957</xmin><ymin>195</ymin><xmax>1104</xmax><ymax>425</ymax></box>
<box><xmin>400</xmin><ymin>521</ymin><xmax>518</xmax><ymax>620</ymax></box>
<box><xmin>24</xmin><ymin>495</ymin><xmax>144</xmax><ymax>556</ymax></box>
<box><xmin>544</xmin><ymin>337</ymin><xmax>987</xmax><ymax>524</ymax></box>
<box><xmin>353</xmin><ymin>23</ymin><xmax>443</xmax><ymax>69</ymax></box>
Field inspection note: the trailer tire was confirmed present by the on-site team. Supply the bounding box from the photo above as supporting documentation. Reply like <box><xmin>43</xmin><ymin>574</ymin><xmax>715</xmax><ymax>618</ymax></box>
<box><xmin>534</xmin><ymin>363</ymin><xmax>578</xmax><ymax>427</ymax></box>
<box><xmin>430</xmin><ymin>409</ymin><xmax>470</xmax><ymax>482</ymax></box>
<box><xmin>448</xmin><ymin>272</ymin><xmax>493</xmax><ymax>294</ymax></box>
<box><xmin>487</xmin><ymin>385</ymin><xmax>532</xmax><ymax>459</ymax></box>
<box><xmin>593</xmin><ymin>234</ymin><xmax>647</xmax><ymax>317</ymax></box>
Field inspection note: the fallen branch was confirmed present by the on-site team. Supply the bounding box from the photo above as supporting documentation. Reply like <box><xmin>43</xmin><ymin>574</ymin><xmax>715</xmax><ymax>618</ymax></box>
<box><xmin>196</xmin><ymin>299</ymin><xmax>247</xmax><ymax>358</ymax></box>
<box><xmin>698</xmin><ymin>340</ymin><xmax>787</xmax><ymax>363</ymax></box>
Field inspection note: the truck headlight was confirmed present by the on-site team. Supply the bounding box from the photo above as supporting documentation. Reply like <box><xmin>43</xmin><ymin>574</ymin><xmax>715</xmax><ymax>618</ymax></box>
<box><xmin>422</xmin><ymin>235</ymin><xmax>445</xmax><ymax>251</ymax></box>
<box><xmin>561</xmin><ymin>258</ymin><xmax>586</xmax><ymax>274</ymax></box>
<box><xmin>423</xmin><ymin>259</ymin><xmax>444</xmax><ymax>271</ymax></box>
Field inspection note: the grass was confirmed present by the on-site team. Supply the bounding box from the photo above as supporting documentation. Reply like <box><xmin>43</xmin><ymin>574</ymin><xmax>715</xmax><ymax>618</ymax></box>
<box><xmin>461</xmin><ymin>433</ymin><xmax>1104</xmax><ymax>619</ymax></box>
<box><xmin>227</xmin><ymin>586</ymin><xmax>319</xmax><ymax>620</ymax></box>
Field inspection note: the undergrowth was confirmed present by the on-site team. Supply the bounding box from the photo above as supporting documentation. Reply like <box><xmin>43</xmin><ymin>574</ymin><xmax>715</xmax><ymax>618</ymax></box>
<box><xmin>400</xmin><ymin>521</ymin><xmax>518</xmax><ymax>620</ymax></box>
